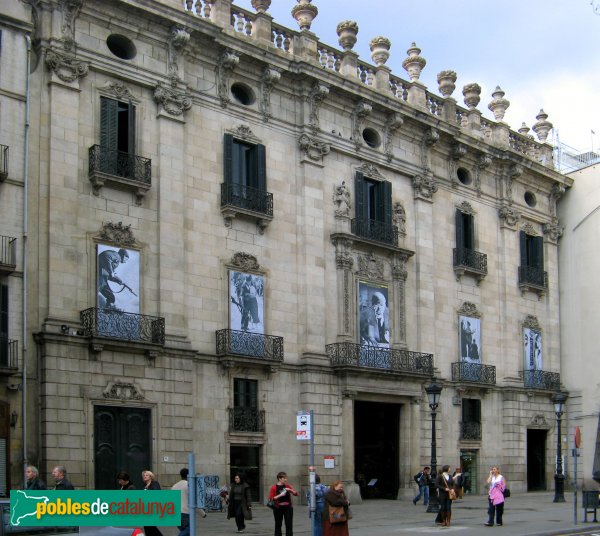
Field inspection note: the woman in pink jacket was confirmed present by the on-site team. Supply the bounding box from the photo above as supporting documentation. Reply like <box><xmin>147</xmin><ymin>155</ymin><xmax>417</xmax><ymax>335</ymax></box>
<box><xmin>484</xmin><ymin>466</ymin><xmax>506</xmax><ymax>527</ymax></box>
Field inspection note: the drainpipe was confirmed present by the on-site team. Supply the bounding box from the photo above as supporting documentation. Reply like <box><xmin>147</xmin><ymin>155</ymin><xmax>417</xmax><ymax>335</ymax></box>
<box><xmin>22</xmin><ymin>33</ymin><xmax>31</xmax><ymax>488</ymax></box>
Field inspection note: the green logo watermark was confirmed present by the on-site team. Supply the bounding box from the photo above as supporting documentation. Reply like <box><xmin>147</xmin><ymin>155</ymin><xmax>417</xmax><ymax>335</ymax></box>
<box><xmin>10</xmin><ymin>490</ymin><xmax>180</xmax><ymax>526</ymax></box>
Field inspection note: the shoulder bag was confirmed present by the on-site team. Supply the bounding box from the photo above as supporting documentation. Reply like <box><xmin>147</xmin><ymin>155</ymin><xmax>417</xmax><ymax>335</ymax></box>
<box><xmin>329</xmin><ymin>505</ymin><xmax>347</xmax><ymax>524</ymax></box>
<box><xmin>447</xmin><ymin>488</ymin><xmax>457</xmax><ymax>500</ymax></box>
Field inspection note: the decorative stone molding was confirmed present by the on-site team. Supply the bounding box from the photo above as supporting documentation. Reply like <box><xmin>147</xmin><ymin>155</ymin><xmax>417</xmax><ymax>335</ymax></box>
<box><xmin>488</xmin><ymin>86</ymin><xmax>510</xmax><ymax>122</ymax></box>
<box><xmin>528</xmin><ymin>414</ymin><xmax>549</xmax><ymax>428</ymax></box>
<box><xmin>457</xmin><ymin>201</ymin><xmax>475</xmax><ymax>215</ymax></box>
<box><xmin>474</xmin><ymin>154</ymin><xmax>492</xmax><ymax>196</ymax></box>
<box><xmin>333</xmin><ymin>181</ymin><xmax>351</xmax><ymax>217</ymax></box>
<box><xmin>356</xmin><ymin>161</ymin><xmax>385</xmax><ymax>181</ymax></box>
<box><xmin>356</xmin><ymin>252</ymin><xmax>385</xmax><ymax>280</ymax></box>
<box><xmin>216</xmin><ymin>50</ymin><xmax>240</xmax><ymax>108</ymax></box>
<box><xmin>103</xmin><ymin>381</ymin><xmax>145</xmax><ymax>401</ymax></box>
<box><xmin>260</xmin><ymin>66</ymin><xmax>281</xmax><ymax>122</ymax></box>
<box><xmin>504</xmin><ymin>163</ymin><xmax>523</xmax><ymax>203</ymax></box>
<box><xmin>458</xmin><ymin>301</ymin><xmax>481</xmax><ymax>318</ymax></box>
<box><xmin>548</xmin><ymin>183</ymin><xmax>566</xmax><ymax>218</ymax></box>
<box><xmin>402</xmin><ymin>42</ymin><xmax>426</xmax><ymax>81</ymax></box>
<box><xmin>498</xmin><ymin>205</ymin><xmax>520</xmax><ymax>229</ymax></box>
<box><xmin>449</xmin><ymin>142</ymin><xmax>467</xmax><ymax>188</ymax></box>
<box><xmin>99</xmin><ymin>81</ymin><xmax>140</xmax><ymax>104</ymax></box>
<box><xmin>58</xmin><ymin>0</ymin><xmax>83</xmax><ymax>51</ymax></box>
<box><xmin>291</xmin><ymin>0</ymin><xmax>318</xmax><ymax>31</ymax></box>
<box><xmin>335</xmin><ymin>250</ymin><xmax>353</xmax><ymax>271</ymax></box>
<box><xmin>420</xmin><ymin>127</ymin><xmax>439</xmax><ymax>172</ymax></box>
<box><xmin>229</xmin><ymin>124</ymin><xmax>260</xmax><ymax>143</ymax></box>
<box><xmin>298</xmin><ymin>133</ymin><xmax>330</xmax><ymax>163</ymax></box>
<box><xmin>97</xmin><ymin>221</ymin><xmax>137</xmax><ymax>246</ymax></box>
<box><xmin>521</xmin><ymin>222</ymin><xmax>538</xmax><ymax>236</ymax></box>
<box><xmin>384</xmin><ymin>112</ymin><xmax>403</xmax><ymax>162</ymax></box>
<box><xmin>45</xmin><ymin>47</ymin><xmax>89</xmax><ymax>83</ymax></box>
<box><xmin>337</xmin><ymin>20</ymin><xmax>359</xmax><ymax>51</ymax></box>
<box><xmin>332</xmin><ymin>236</ymin><xmax>354</xmax><ymax>336</ymax></box>
<box><xmin>523</xmin><ymin>314</ymin><xmax>541</xmax><ymax>331</ymax></box>
<box><xmin>168</xmin><ymin>27</ymin><xmax>191</xmax><ymax>85</ymax></box>
<box><xmin>543</xmin><ymin>221</ymin><xmax>564</xmax><ymax>244</ymax></box>
<box><xmin>307</xmin><ymin>81</ymin><xmax>329</xmax><ymax>134</ymax></box>
<box><xmin>437</xmin><ymin>70</ymin><xmax>457</xmax><ymax>98</ymax></box>
<box><xmin>154</xmin><ymin>84</ymin><xmax>192</xmax><ymax>117</ymax></box>
<box><xmin>412</xmin><ymin>173</ymin><xmax>438</xmax><ymax>202</ymax></box>
<box><xmin>351</xmin><ymin>101</ymin><xmax>372</xmax><ymax>151</ymax></box>
<box><xmin>462</xmin><ymin>83</ymin><xmax>482</xmax><ymax>110</ymax></box>
<box><xmin>391</xmin><ymin>253</ymin><xmax>409</xmax><ymax>281</ymax></box>
<box><xmin>392</xmin><ymin>202</ymin><xmax>406</xmax><ymax>237</ymax></box>
<box><xmin>229</xmin><ymin>252</ymin><xmax>261</xmax><ymax>272</ymax></box>
<box><xmin>370</xmin><ymin>36</ymin><xmax>391</xmax><ymax>67</ymax></box>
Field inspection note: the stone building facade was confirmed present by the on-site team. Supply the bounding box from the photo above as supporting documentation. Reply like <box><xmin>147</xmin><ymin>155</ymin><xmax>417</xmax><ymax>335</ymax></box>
<box><xmin>0</xmin><ymin>0</ymin><xmax>572</xmax><ymax>500</ymax></box>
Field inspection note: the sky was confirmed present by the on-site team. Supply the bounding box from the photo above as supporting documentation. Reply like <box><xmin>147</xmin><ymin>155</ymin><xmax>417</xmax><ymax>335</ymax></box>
<box><xmin>234</xmin><ymin>0</ymin><xmax>600</xmax><ymax>153</ymax></box>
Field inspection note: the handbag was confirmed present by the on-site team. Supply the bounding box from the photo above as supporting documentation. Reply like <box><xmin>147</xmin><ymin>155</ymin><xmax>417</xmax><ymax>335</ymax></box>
<box><xmin>447</xmin><ymin>488</ymin><xmax>457</xmax><ymax>500</ymax></box>
<box><xmin>502</xmin><ymin>488</ymin><xmax>511</xmax><ymax>498</ymax></box>
<box><xmin>266</xmin><ymin>499</ymin><xmax>276</xmax><ymax>510</ymax></box>
<box><xmin>329</xmin><ymin>505</ymin><xmax>347</xmax><ymax>524</ymax></box>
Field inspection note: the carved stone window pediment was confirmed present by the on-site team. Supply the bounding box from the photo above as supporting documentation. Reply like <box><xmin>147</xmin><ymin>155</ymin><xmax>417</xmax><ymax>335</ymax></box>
<box><xmin>458</xmin><ymin>301</ymin><xmax>481</xmax><ymax>318</ymax></box>
<box><xmin>95</xmin><ymin>221</ymin><xmax>137</xmax><ymax>247</ymax></box>
<box><xmin>103</xmin><ymin>381</ymin><xmax>144</xmax><ymax>401</ymax></box>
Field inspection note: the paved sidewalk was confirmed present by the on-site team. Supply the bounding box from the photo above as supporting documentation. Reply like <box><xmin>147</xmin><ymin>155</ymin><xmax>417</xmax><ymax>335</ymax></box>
<box><xmin>163</xmin><ymin>492</ymin><xmax>600</xmax><ymax>536</ymax></box>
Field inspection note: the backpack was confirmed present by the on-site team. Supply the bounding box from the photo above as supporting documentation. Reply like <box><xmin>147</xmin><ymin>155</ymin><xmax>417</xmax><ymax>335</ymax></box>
<box><xmin>414</xmin><ymin>472</ymin><xmax>424</xmax><ymax>484</ymax></box>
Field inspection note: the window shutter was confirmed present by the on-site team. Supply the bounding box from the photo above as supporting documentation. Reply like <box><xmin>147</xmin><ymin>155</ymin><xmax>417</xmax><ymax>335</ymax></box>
<box><xmin>519</xmin><ymin>231</ymin><xmax>527</xmax><ymax>267</ymax></box>
<box><xmin>354</xmin><ymin>172</ymin><xmax>367</xmax><ymax>221</ymax></box>
<box><xmin>255</xmin><ymin>143</ymin><xmax>266</xmax><ymax>192</ymax></box>
<box><xmin>455</xmin><ymin>210</ymin><xmax>465</xmax><ymax>249</ymax></box>
<box><xmin>532</xmin><ymin>236</ymin><xmax>544</xmax><ymax>269</ymax></box>
<box><xmin>0</xmin><ymin>284</ymin><xmax>7</xmax><ymax>339</ymax></box>
<box><xmin>380</xmin><ymin>180</ymin><xmax>393</xmax><ymax>224</ymax></box>
<box><xmin>223</xmin><ymin>134</ymin><xmax>234</xmax><ymax>184</ymax></box>
<box><xmin>100</xmin><ymin>98</ymin><xmax>118</xmax><ymax>151</ymax></box>
<box><xmin>127</xmin><ymin>102</ymin><xmax>136</xmax><ymax>154</ymax></box>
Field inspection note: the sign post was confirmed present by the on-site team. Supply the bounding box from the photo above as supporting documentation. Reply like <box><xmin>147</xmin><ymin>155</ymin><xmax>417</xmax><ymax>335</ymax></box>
<box><xmin>573</xmin><ymin>426</ymin><xmax>581</xmax><ymax>525</ymax></box>
<box><xmin>297</xmin><ymin>410</ymin><xmax>316</xmax><ymax>536</ymax></box>
<box><xmin>188</xmin><ymin>452</ymin><xmax>197</xmax><ymax>536</ymax></box>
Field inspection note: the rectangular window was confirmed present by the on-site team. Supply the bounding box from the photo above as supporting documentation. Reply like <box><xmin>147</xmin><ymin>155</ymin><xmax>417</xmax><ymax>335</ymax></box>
<box><xmin>520</xmin><ymin>231</ymin><xmax>544</xmax><ymax>270</ymax></box>
<box><xmin>100</xmin><ymin>97</ymin><xmax>135</xmax><ymax>154</ymax></box>
<box><xmin>224</xmin><ymin>134</ymin><xmax>266</xmax><ymax>191</ymax></box>
<box><xmin>462</xmin><ymin>399</ymin><xmax>481</xmax><ymax>423</ymax></box>
<box><xmin>234</xmin><ymin>378</ymin><xmax>258</xmax><ymax>409</ymax></box>
<box><xmin>455</xmin><ymin>210</ymin><xmax>474</xmax><ymax>250</ymax></box>
<box><xmin>353</xmin><ymin>172</ymin><xmax>394</xmax><ymax>244</ymax></box>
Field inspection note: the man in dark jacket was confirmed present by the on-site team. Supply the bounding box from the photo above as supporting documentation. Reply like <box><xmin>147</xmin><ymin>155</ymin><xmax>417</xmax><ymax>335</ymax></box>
<box><xmin>52</xmin><ymin>466</ymin><xmax>74</xmax><ymax>490</ymax></box>
<box><xmin>25</xmin><ymin>466</ymin><xmax>47</xmax><ymax>490</ymax></box>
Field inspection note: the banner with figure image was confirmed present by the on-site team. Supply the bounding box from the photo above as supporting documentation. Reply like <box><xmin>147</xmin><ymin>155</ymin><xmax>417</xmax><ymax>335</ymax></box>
<box><xmin>358</xmin><ymin>281</ymin><xmax>390</xmax><ymax>348</ymax></box>
<box><xmin>458</xmin><ymin>316</ymin><xmax>481</xmax><ymax>363</ymax></box>
<box><xmin>229</xmin><ymin>271</ymin><xmax>264</xmax><ymax>334</ymax></box>
<box><xmin>96</xmin><ymin>244</ymin><xmax>140</xmax><ymax>314</ymax></box>
<box><xmin>523</xmin><ymin>328</ymin><xmax>542</xmax><ymax>370</ymax></box>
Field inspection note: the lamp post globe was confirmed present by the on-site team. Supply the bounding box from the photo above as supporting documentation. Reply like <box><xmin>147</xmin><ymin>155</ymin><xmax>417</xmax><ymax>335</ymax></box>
<box><xmin>552</xmin><ymin>391</ymin><xmax>568</xmax><ymax>503</ymax></box>
<box><xmin>425</xmin><ymin>379</ymin><xmax>443</xmax><ymax>514</ymax></box>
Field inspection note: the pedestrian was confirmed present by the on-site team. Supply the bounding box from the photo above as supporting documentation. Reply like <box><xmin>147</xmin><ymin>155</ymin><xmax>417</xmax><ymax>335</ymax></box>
<box><xmin>25</xmin><ymin>466</ymin><xmax>47</xmax><ymax>490</ymax></box>
<box><xmin>435</xmin><ymin>464</ymin><xmax>454</xmax><ymax>527</ymax></box>
<box><xmin>268</xmin><ymin>471</ymin><xmax>299</xmax><ymax>536</ymax></box>
<box><xmin>307</xmin><ymin>475</ymin><xmax>328</xmax><ymax>536</ymax></box>
<box><xmin>227</xmin><ymin>473</ymin><xmax>252</xmax><ymax>534</ymax></box>
<box><xmin>51</xmin><ymin>466</ymin><xmax>74</xmax><ymax>490</ymax></box>
<box><xmin>142</xmin><ymin>470</ymin><xmax>164</xmax><ymax>536</ymax></box>
<box><xmin>116</xmin><ymin>471</ymin><xmax>136</xmax><ymax>490</ymax></box>
<box><xmin>172</xmin><ymin>468</ymin><xmax>191</xmax><ymax>536</ymax></box>
<box><xmin>412</xmin><ymin>466</ymin><xmax>431</xmax><ymax>506</ymax></box>
<box><xmin>452</xmin><ymin>466</ymin><xmax>463</xmax><ymax>499</ymax></box>
<box><xmin>484</xmin><ymin>465</ymin><xmax>506</xmax><ymax>527</ymax></box>
<box><xmin>322</xmin><ymin>480</ymin><xmax>350</xmax><ymax>536</ymax></box>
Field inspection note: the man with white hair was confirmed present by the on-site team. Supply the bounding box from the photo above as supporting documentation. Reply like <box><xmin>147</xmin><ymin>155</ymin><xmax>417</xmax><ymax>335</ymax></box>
<box><xmin>360</xmin><ymin>291</ymin><xmax>390</xmax><ymax>347</ymax></box>
<box><xmin>25</xmin><ymin>466</ymin><xmax>47</xmax><ymax>490</ymax></box>
<box><xmin>52</xmin><ymin>465</ymin><xmax>74</xmax><ymax>490</ymax></box>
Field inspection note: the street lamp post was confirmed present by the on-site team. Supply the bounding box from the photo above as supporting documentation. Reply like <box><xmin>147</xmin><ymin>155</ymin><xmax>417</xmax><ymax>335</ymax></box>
<box><xmin>552</xmin><ymin>391</ymin><xmax>568</xmax><ymax>503</ymax></box>
<box><xmin>425</xmin><ymin>378</ymin><xmax>443</xmax><ymax>514</ymax></box>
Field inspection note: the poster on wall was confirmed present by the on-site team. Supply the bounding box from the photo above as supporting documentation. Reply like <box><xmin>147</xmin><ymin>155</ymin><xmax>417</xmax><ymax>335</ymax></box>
<box><xmin>229</xmin><ymin>271</ymin><xmax>264</xmax><ymax>333</ymax></box>
<box><xmin>458</xmin><ymin>315</ymin><xmax>481</xmax><ymax>363</ymax></box>
<box><xmin>523</xmin><ymin>328</ymin><xmax>543</xmax><ymax>370</ymax></box>
<box><xmin>97</xmin><ymin>244</ymin><xmax>140</xmax><ymax>314</ymax></box>
<box><xmin>358</xmin><ymin>281</ymin><xmax>390</xmax><ymax>348</ymax></box>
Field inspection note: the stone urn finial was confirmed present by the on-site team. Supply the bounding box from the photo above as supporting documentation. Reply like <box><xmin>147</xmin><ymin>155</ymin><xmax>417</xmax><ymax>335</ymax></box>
<box><xmin>532</xmin><ymin>109</ymin><xmax>553</xmax><ymax>143</ymax></box>
<box><xmin>437</xmin><ymin>70</ymin><xmax>457</xmax><ymax>98</ymax></box>
<box><xmin>251</xmin><ymin>0</ymin><xmax>271</xmax><ymax>13</ymax></box>
<box><xmin>488</xmin><ymin>86</ymin><xmax>510</xmax><ymax>121</ymax></box>
<box><xmin>462</xmin><ymin>83</ymin><xmax>482</xmax><ymax>110</ymax></box>
<box><xmin>292</xmin><ymin>0</ymin><xmax>318</xmax><ymax>31</ymax></box>
<box><xmin>518</xmin><ymin>123</ymin><xmax>532</xmax><ymax>138</ymax></box>
<box><xmin>369</xmin><ymin>36</ymin><xmax>391</xmax><ymax>66</ymax></box>
<box><xmin>337</xmin><ymin>20</ymin><xmax>359</xmax><ymax>51</ymax></box>
<box><xmin>402</xmin><ymin>42</ymin><xmax>426</xmax><ymax>81</ymax></box>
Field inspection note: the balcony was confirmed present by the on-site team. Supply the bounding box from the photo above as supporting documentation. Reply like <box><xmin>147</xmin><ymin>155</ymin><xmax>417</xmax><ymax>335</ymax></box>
<box><xmin>80</xmin><ymin>307</ymin><xmax>165</xmax><ymax>345</ymax></box>
<box><xmin>0</xmin><ymin>144</ymin><xmax>8</xmax><ymax>182</ymax></box>
<box><xmin>351</xmin><ymin>218</ymin><xmax>398</xmax><ymax>247</ymax></box>
<box><xmin>459</xmin><ymin>421</ymin><xmax>482</xmax><ymax>441</ymax></box>
<box><xmin>451</xmin><ymin>362</ymin><xmax>496</xmax><ymax>386</ymax></box>
<box><xmin>88</xmin><ymin>145</ymin><xmax>152</xmax><ymax>204</ymax></box>
<box><xmin>453</xmin><ymin>247</ymin><xmax>488</xmax><ymax>282</ymax></box>
<box><xmin>0</xmin><ymin>338</ymin><xmax>18</xmax><ymax>373</ymax></box>
<box><xmin>326</xmin><ymin>342</ymin><xmax>433</xmax><ymax>376</ymax></box>
<box><xmin>228</xmin><ymin>407</ymin><xmax>265</xmax><ymax>433</ymax></box>
<box><xmin>216</xmin><ymin>329</ymin><xmax>284</xmax><ymax>366</ymax></box>
<box><xmin>0</xmin><ymin>236</ymin><xmax>17</xmax><ymax>275</ymax></box>
<box><xmin>520</xmin><ymin>369</ymin><xmax>561</xmax><ymax>390</ymax></box>
<box><xmin>518</xmin><ymin>265</ymin><xmax>548</xmax><ymax>295</ymax></box>
<box><xmin>220</xmin><ymin>183</ymin><xmax>273</xmax><ymax>233</ymax></box>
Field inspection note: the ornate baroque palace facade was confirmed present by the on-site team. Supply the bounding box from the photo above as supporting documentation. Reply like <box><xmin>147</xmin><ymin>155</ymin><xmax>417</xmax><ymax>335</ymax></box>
<box><xmin>0</xmin><ymin>0</ymin><xmax>573</xmax><ymax>498</ymax></box>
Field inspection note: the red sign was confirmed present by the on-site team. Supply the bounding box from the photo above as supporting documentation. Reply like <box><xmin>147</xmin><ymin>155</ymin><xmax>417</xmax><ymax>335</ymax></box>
<box><xmin>575</xmin><ymin>426</ymin><xmax>581</xmax><ymax>448</ymax></box>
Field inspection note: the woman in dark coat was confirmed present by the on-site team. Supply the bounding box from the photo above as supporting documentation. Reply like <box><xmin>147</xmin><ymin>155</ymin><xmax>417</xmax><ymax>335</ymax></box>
<box><xmin>322</xmin><ymin>480</ymin><xmax>350</xmax><ymax>536</ymax></box>
<box><xmin>142</xmin><ymin>470</ymin><xmax>164</xmax><ymax>536</ymax></box>
<box><xmin>435</xmin><ymin>465</ymin><xmax>454</xmax><ymax>527</ymax></box>
<box><xmin>227</xmin><ymin>474</ymin><xmax>252</xmax><ymax>533</ymax></box>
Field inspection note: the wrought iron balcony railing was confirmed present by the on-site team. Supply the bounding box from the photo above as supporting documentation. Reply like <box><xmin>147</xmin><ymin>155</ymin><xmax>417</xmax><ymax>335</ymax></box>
<box><xmin>351</xmin><ymin>218</ymin><xmax>398</xmax><ymax>247</ymax></box>
<box><xmin>326</xmin><ymin>342</ymin><xmax>434</xmax><ymax>375</ymax></box>
<box><xmin>228</xmin><ymin>407</ymin><xmax>265</xmax><ymax>433</ymax></box>
<box><xmin>451</xmin><ymin>361</ymin><xmax>496</xmax><ymax>385</ymax></box>
<box><xmin>88</xmin><ymin>144</ymin><xmax>152</xmax><ymax>185</ymax></box>
<box><xmin>518</xmin><ymin>265</ymin><xmax>548</xmax><ymax>290</ymax></box>
<box><xmin>216</xmin><ymin>329</ymin><xmax>284</xmax><ymax>362</ymax></box>
<box><xmin>520</xmin><ymin>369</ymin><xmax>561</xmax><ymax>390</ymax></box>
<box><xmin>453</xmin><ymin>247</ymin><xmax>488</xmax><ymax>278</ymax></box>
<box><xmin>80</xmin><ymin>307</ymin><xmax>165</xmax><ymax>345</ymax></box>
<box><xmin>0</xmin><ymin>338</ymin><xmax>18</xmax><ymax>370</ymax></box>
<box><xmin>459</xmin><ymin>421</ymin><xmax>482</xmax><ymax>441</ymax></box>
<box><xmin>0</xmin><ymin>235</ymin><xmax>17</xmax><ymax>272</ymax></box>
<box><xmin>220</xmin><ymin>182</ymin><xmax>273</xmax><ymax>217</ymax></box>
<box><xmin>0</xmin><ymin>144</ymin><xmax>8</xmax><ymax>182</ymax></box>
